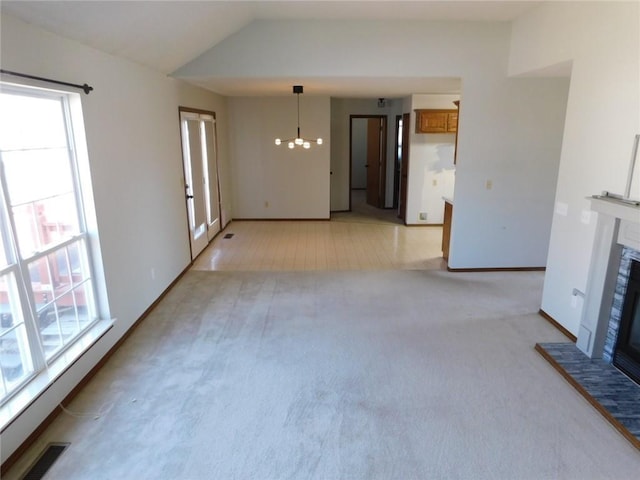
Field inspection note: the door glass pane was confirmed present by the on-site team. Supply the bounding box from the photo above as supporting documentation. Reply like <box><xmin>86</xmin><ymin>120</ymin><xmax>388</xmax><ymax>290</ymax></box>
<box><xmin>203</xmin><ymin>120</ymin><xmax>220</xmax><ymax>227</ymax></box>
<box><xmin>187</xmin><ymin>119</ymin><xmax>206</xmax><ymax>235</ymax></box>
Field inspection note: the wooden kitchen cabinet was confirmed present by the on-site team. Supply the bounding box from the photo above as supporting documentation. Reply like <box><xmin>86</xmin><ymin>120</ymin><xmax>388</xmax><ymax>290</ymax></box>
<box><xmin>447</xmin><ymin>111</ymin><xmax>458</xmax><ymax>133</ymax></box>
<box><xmin>415</xmin><ymin>109</ymin><xmax>458</xmax><ymax>134</ymax></box>
<box><xmin>453</xmin><ymin>100</ymin><xmax>460</xmax><ymax>164</ymax></box>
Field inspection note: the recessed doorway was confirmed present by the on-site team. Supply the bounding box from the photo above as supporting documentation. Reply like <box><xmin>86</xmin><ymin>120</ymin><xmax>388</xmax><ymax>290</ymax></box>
<box><xmin>349</xmin><ymin>115</ymin><xmax>387</xmax><ymax>211</ymax></box>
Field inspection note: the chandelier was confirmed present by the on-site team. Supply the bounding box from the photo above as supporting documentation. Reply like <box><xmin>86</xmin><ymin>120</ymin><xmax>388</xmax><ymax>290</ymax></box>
<box><xmin>275</xmin><ymin>85</ymin><xmax>323</xmax><ymax>149</ymax></box>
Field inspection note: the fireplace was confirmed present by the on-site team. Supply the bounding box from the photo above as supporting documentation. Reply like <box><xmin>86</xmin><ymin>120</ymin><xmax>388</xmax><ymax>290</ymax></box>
<box><xmin>576</xmin><ymin>194</ymin><xmax>640</xmax><ymax>360</ymax></box>
<box><xmin>613</xmin><ymin>259</ymin><xmax>640</xmax><ymax>384</ymax></box>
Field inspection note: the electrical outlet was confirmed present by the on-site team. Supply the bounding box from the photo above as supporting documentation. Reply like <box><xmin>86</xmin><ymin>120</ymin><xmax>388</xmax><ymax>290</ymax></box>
<box><xmin>419</xmin><ymin>212</ymin><xmax>427</xmax><ymax>221</ymax></box>
<box><xmin>581</xmin><ymin>210</ymin><xmax>591</xmax><ymax>225</ymax></box>
<box><xmin>151</xmin><ymin>268</ymin><xmax>156</xmax><ymax>280</ymax></box>
<box><xmin>264</xmin><ymin>201</ymin><xmax>269</xmax><ymax>208</ymax></box>
<box><xmin>432</xmin><ymin>179</ymin><xmax>437</xmax><ymax>186</ymax></box>
<box><xmin>485</xmin><ymin>179</ymin><xmax>493</xmax><ymax>190</ymax></box>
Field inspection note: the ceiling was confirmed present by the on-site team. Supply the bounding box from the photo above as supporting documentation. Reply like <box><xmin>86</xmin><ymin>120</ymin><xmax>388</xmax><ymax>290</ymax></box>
<box><xmin>1</xmin><ymin>1</ymin><xmax>544</xmax><ymax>97</ymax></box>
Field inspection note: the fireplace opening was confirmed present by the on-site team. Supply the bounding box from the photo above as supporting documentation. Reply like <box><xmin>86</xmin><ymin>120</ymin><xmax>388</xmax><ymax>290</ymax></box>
<box><xmin>613</xmin><ymin>259</ymin><xmax>640</xmax><ymax>385</ymax></box>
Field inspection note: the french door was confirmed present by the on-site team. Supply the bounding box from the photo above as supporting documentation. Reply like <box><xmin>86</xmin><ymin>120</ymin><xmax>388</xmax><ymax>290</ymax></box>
<box><xmin>179</xmin><ymin>110</ymin><xmax>221</xmax><ymax>260</ymax></box>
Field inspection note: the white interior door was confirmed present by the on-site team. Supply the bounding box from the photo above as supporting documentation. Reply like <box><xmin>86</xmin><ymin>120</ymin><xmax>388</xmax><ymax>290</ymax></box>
<box><xmin>180</xmin><ymin>111</ymin><xmax>221</xmax><ymax>260</ymax></box>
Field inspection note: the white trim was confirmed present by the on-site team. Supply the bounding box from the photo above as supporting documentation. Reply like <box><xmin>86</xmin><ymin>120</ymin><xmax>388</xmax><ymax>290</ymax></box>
<box><xmin>0</xmin><ymin>318</ymin><xmax>114</xmax><ymax>431</ymax></box>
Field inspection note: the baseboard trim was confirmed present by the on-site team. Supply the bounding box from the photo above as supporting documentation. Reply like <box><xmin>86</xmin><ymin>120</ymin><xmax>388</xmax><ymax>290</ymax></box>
<box><xmin>405</xmin><ymin>223</ymin><xmax>444</xmax><ymax>227</ymax></box>
<box><xmin>534</xmin><ymin>343</ymin><xmax>640</xmax><ymax>452</ymax></box>
<box><xmin>447</xmin><ymin>266</ymin><xmax>546</xmax><ymax>272</ymax></box>
<box><xmin>538</xmin><ymin>309</ymin><xmax>577</xmax><ymax>342</ymax></box>
<box><xmin>0</xmin><ymin>263</ymin><xmax>193</xmax><ymax>475</ymax></box>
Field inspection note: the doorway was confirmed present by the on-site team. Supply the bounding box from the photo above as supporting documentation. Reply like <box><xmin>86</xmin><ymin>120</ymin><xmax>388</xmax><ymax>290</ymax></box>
<box><xmin>349</xmin><ymin>115</ymin><xmax>387</xmax><ymax>210</ymax></box>
<box><xmin>179</xmin><ymin>108</ymin><xmax>222</xmax><ymax>260</ymax></box>
<box><xmin>397</xmin><ymin>112</ymin><xmax>410</xmax><ymax>222</ymax></box>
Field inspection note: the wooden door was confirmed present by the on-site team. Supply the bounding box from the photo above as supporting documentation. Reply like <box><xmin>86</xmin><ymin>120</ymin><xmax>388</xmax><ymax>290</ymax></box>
<box><xmin>366</xmin><ymin>117</ymin><xmax>383</xmax><ymax>207</ymax></box>
<box><xmin>398</xmin><ymin>113</ymin><xmax>410</xmax><ymax>221</ymax></box>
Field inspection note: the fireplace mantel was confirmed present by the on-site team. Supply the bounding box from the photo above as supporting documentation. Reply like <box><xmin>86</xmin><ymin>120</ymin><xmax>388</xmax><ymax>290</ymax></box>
<box><xmin>577</xmin><ymin>194</ymin><xmax>640</xmax><ymax>357</ymax></box>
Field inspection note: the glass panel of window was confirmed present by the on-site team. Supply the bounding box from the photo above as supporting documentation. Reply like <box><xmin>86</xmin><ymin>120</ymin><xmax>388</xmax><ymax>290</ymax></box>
<box><xmin>3</xmin><ymin>145</ymin><xmax>78</xmax><ymax>257</ymax></box>
<box><xmin>0</xmin><ymin>271</ymin><xmax>33</xmax><ymax>398</ymax></box>
<box><xmin>0</xmin><ymin>92</ymin><xmax>68</xmax><ymax>151</ymax></box>
<box><xmin>27</xmin><ymin>244</ymin><xmax>94</xmax><ymax>362</ymax></box>
<box><xmin>0</xmin><ymin>242</ymin><xmax>7</xmax><ymax>270</ymax></box>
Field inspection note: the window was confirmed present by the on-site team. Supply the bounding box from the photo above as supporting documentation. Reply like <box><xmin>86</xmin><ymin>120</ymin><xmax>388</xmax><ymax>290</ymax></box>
<box><xmin>0</xmin><ymin>83</ymin><xmax>99</xmax><ymax>403</ymax></box>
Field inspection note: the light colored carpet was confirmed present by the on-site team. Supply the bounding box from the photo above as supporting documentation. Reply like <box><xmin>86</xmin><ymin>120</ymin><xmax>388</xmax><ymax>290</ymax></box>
<box><xmin>6</xmin><ymin>270</ymin><xmax>640</xmax><ymax>479</ymax></box>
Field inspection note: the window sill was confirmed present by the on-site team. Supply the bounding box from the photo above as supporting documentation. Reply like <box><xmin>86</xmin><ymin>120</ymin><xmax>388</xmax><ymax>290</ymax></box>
<box><xmin>0</xmin><ymin>318</ymin><xmax>114</xmax><ymax>432</ymax></box>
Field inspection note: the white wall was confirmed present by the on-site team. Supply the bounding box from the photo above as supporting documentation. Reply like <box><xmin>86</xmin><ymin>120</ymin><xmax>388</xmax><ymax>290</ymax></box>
<box><xmin>509</xmin><ymin>1</ymin><xmax>640</xmax><ymax>335</ymax></box>
<box><xmin>330</xmin><ymin>97</ymin><xmax>404</xmax><ymax>211</ymax></box>
<box><xmin>196</xmin><ymin>19</ymin><xmax>569</xmax><ymax>266</ymax></box>
<box><xmin>0</xmin><ymin>13</ymin><xmax>232</xmax><ymax>462</ymax></box>
<box><xmin>228</xmin><ymin>96</ymin><xmax>330</xmax><ymax>219</ymax></box>
<box><xmin>407</xmin><ymin>94</ymin><xmax>459</xmax><ymax>225</ymax></box>
<box><xmin>450</xmin><ymin>76</ymin><xmax>569</xmax><ymax>268</ymax></box>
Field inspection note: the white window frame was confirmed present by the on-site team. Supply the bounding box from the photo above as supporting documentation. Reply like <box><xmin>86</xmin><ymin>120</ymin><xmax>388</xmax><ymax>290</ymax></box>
<box><xmin>0</xmin><ymin>81</ymin><xmax>103</xmax><ymax>406</ymax></box>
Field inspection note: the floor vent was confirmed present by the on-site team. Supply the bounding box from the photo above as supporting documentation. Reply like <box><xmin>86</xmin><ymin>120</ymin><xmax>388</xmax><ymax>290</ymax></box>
<box><xmin>224</xmin><ymin>233</ymin><xmax>234</xmax><ymax>239</ymax></box>
<box><xmin>21</xmin><ymin>443</ymin><xmax>69</xmax><ymax>480</ymax></box>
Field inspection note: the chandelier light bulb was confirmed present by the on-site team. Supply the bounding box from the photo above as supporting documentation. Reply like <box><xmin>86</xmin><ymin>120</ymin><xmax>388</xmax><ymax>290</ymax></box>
<box><xmin>295</xmin><ymin>137</ymin><xmax>303</xmax><ymax>146</ymax></box>
<box><xmin>275</xmin><ymin>138</ymin><xmax>281</xmax><ymax>145</ymax></box>
<box><xmin>303</xmin><ymin>141</ymin><xmax>311</xmax><ymax>149</ymax></box>
<box><xmin>288</xmin><ymin>142</ymin><xmax>295</xmax><ymax>149</ymax></box>
<box><xmin>317</xmin><ymin>138</ymin><xmax>323</xmax><ymax>145</ymax></box>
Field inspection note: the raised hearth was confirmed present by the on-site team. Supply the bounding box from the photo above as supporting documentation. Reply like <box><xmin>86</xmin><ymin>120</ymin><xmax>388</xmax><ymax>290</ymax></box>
<box><xmin>536</xmin><ymin>342</ymin><xmax>640</xmax><ymax>451</ymax></box>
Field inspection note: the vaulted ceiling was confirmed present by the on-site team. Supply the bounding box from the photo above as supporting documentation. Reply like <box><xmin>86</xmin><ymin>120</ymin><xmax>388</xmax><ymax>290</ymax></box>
<box><xmin>1</xmin><ymin>1</ymin><xmax>543</xmax><ymax>97</ymax></box>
